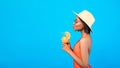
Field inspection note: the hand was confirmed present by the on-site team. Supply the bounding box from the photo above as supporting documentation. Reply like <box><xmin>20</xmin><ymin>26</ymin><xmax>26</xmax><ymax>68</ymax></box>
<box><xmin>62</xmin><ymin>43</ymin><xmax>72</xmax><ymax>53</ymax></box>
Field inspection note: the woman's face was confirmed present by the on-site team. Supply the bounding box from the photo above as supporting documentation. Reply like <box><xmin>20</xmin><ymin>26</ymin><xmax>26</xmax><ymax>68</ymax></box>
<box><xmin>73</xmin><ymin>16</ymin><xmax>84</xmax><ymax>31</ymax></box>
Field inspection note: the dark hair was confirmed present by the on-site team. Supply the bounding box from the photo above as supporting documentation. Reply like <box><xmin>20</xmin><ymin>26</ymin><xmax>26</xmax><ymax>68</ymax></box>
<box><xmin>79</xmin><ymin>18</ymin><xmax>91</xmax><ymax>34</ymax></box>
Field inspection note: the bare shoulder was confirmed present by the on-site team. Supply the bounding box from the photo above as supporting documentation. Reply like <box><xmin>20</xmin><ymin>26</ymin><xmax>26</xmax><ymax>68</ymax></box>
<box><xmin>79</xmin><ymin>37</ymin><xmax>92</xmax><ymax>47</ymax></box>
<box><xmin>80</xmin><ymin>36</ymin><xmax>92</xmax><ymax>43</ymax></box>
<box><xmin>80</xmin><ymin>38</ymin><xmax>88</xmax><ymax>46</ymax></box>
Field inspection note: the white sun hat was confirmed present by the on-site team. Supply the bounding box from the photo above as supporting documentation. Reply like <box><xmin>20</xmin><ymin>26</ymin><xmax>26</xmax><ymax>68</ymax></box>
<box><xmin>73</xmin><ymin>10</ymin><xmax>95</xmax><ymax>33</ymax></box>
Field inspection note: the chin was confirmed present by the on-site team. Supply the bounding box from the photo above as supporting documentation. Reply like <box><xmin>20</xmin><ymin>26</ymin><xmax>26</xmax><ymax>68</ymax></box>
<box><xmin>73</xmin><ymin>27</ymin><xmax>80</xmax><ymax>31</ymax></box>
<box><xmin>73</xmin><ymin>27</ymin><xmax>75</xmax><ymax>30</ymax></box>
<box><xmin>74</xmin><ymin>29</ymin><xmax>79</xmax><ymax>31</ymax></box>
<box><xmin>74</xmin><ymin>28</ymin><xmax>81</xmax><ymax>31</ymax></box>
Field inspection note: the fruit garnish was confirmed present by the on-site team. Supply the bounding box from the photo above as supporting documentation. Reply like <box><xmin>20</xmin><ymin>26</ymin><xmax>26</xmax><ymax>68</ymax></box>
<box><xmin>61</xmin><ymin>32</ymin><xmax>71</xmax><ymax>44</ymax></box>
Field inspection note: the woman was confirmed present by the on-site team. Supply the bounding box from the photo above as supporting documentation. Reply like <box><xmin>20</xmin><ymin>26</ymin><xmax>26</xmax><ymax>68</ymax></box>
<box><xmin>62</xmin><ymin>10</ymin><xmax>95</xmax><ymax>68</ymax></box>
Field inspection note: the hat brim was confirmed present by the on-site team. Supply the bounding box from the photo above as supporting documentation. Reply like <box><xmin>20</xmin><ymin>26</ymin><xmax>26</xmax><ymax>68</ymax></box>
<box><xmin>72</xmin><ymin>11</ymin><xmax>94</xmax><ymax>34</ymax></box>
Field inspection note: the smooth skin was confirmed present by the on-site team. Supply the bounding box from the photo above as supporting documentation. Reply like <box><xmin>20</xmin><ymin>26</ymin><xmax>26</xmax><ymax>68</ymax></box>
<box><xmin>62</xmin><ymin>16</ymin><xmax>92</xmax><ymax>68</ymax></box>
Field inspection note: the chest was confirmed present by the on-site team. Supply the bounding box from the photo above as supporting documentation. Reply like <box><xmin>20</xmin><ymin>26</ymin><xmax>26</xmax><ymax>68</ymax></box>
<box><xmin>73</xmin><ymin>41</ymin><xmax>81</xmax><ymax>57</ymax></box>
<box><xmin>73</xmin><ymin>40</ymin><xmax>91</xmax><ymax>57</ymax></box>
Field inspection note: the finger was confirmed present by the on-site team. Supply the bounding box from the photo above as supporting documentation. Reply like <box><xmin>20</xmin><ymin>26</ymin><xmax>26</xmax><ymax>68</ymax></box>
<box><xmin>62</xmin><ymin>43</ymin><xmax>65</xmax><ymax>45</ymax></box>
<box><xmin>63</xmin><ymin>43</ymin><xmax>67</xmax><ymax>46</ymax></box>
<box><xmin>62</xmin><ymin>44</ymin><xmax>65</xmax><ymax>48</ymax></box>
<box><xmin>62</xmin><ymin>44</ymin><xmax>66</xmax><ymax>49</ymax></box>
<box><xmin>62</xmin><ymin>43</ymin><xmax>67</xmax><ymax>47</ymax></box>
<box><xmin>63</xmin><ymin>44</ymin><xmax>67</xmax><ymax>48</ymax></box>
<box><xmin>62</xmin><ymin>44</ymin><xmax>67</xmax><ymax>49</ymax></box>
<box><xmin>62</xmin><ymin>46</ymin><xmax>65</xmax><ymax>50</ymax></box>
<box><xmin>62</xmin><ymin>47</ymin><xmax>65</xmax><ymax>50</ymax></box>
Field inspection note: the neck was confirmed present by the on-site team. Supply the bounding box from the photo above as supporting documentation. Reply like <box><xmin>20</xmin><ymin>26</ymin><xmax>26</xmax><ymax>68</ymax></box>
<box><xmin>81</xmin><ymin>29</ymin><xmax>89</xmax><ymax>38</ymax></box>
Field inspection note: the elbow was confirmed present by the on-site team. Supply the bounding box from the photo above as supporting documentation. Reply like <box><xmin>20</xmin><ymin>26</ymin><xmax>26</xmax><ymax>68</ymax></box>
<box><xmin>82</xmin><ymin>65</ymin><xmax>88</xmax><ymax>68</ymax></box>
<box><xmin>81</xmin><ymin>63</ymin><xmax>88</xmax><ymax>68</ymax></box>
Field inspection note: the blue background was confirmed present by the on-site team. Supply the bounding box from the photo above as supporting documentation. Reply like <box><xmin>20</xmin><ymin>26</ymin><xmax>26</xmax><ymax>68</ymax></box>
<box><xmin>0</xmin><ymin>0</ymin><xmax>120</xmax><ymax>68</ymax></box>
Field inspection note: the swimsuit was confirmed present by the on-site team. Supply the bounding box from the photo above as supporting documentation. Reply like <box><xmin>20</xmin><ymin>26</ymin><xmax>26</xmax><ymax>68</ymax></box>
<box><xmin>73</xmin><ymin>41</ymin><xmax>91</xmax><ymax>68</ymax></box>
